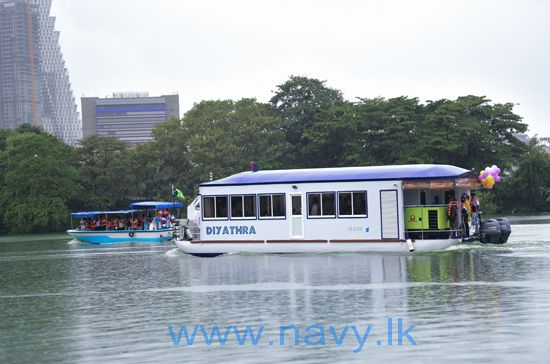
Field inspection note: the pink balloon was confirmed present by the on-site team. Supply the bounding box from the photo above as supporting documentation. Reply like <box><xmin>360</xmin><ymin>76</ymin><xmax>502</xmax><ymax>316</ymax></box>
<box><xmin>494</xmin><ymin>175</ymin><xmax>501</xmax><ymax>183</ymax></box>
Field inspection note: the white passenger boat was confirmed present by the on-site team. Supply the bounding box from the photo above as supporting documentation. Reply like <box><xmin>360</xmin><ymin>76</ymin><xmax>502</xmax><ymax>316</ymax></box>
<box><xmin>67</xmin><ymin>201</ymin><xmax>182</xmax><ymax>244</ymax></box>
<box><xmin>175</xmin><ymin>164</ymin><xmax>483</xmax><ymax>256</ymax></box>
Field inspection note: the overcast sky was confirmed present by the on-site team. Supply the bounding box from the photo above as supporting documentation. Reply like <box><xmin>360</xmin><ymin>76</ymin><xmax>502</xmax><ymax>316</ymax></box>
<box><xmin>51</xmin><ymin>0</ymin><xmax>550</xmax><ymax>136</ymax></box>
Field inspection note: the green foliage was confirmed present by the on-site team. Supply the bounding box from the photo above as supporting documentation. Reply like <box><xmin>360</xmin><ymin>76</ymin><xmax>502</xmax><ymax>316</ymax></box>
<box><xmin>355</xmin><ymin>96</ymin><xmax>425</xmax><ymax>165</ymax></box>
<box><xmin>15</xmin><ymin>123</ymin><xmax>50</xmax><ymax>136</ymax></box>
<box><xmin>301</xmin><ymin>102</ymin><xmax>363</xmax><ymax>167</ymax></box>
<box><xmin>133</xmin><ymin>118</ymin><xmax>192</xmax><ymax>200</ymax></box>
<box><xmin>492</xmin><ymin>140</ymin><xmax>550</xmax><ymax>213</ymax></box>
<box><xmin>270</xmin><ymin>76</ymin><xmax>344</xmax><ymax>167</ymax></box>
<box><xmin>183</xmin><ymin>98</ymin><xmax>290</xmax><ymax>186</ymax></box>
<box><xmin>419</xmin><ymin>96</ymin><xmax>527</xmax><ymax>170</ymax></box>
<box><xmin>0</xmin><ymin>131</ymin><xmax>79</xmax><ymax>233</ymax></box>
<box><xmin>74</xmin><ymin>136</ymin><xmax>134</xmax><ymax>210</ymax></box>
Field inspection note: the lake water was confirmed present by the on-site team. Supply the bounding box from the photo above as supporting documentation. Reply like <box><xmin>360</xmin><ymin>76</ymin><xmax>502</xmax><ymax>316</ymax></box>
<box><xmin>1</xmin><ymin>217</ymin><xmax>550</xmax><ymax>363</ymax></box>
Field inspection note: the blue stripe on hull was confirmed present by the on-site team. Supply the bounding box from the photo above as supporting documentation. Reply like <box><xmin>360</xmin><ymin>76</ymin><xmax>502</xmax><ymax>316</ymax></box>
<box><xmin>67</xmin><ymin>229</ymin><xmax>172</xmax><ymax>244</ymax></box>
<box><xmin>75</xmin><ymin>236</ymin><xmax>170</xmax><ymax>244</ymax></box>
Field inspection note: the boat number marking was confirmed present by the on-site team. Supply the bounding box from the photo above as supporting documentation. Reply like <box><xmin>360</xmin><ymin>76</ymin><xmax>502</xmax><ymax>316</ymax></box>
<box><xmin>347</xmin><ymin>226</ymin><xmax>370</xmax><ymax>233</ymax></box>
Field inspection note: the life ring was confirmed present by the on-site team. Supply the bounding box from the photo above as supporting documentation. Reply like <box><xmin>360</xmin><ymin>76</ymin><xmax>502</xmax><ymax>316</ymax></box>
<box><xmin>129</xmin><ymin>231</ymin><xmax>135</xmax><ymax>237</ymax></box>
<box><xmin>409</xmin><ymin>215</ymin><xmax>416</xmax><ymax>222</ymax></box>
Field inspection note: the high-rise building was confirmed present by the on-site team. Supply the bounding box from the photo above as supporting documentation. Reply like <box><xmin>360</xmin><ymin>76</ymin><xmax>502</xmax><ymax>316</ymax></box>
<box><xmin>0</xmin><ymin>0</ymin><xmax>80</xmax><ymax>144</ymax></box>
<box><xmin>0</xmin><ymin>1</ymin><xmax>42</xmax><ymax>127</ymax></box>
<box><xmin>81</xmin><ymin>93</ymin><xmax>180</xmax><ymax>145</ymax></box>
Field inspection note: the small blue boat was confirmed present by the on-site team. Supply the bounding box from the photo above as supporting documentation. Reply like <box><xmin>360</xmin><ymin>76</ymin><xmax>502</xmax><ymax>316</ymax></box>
<box><xmin>67</xmin><ymin>201</ymin><xmax>183</xmax><ymax>244</ymax></box>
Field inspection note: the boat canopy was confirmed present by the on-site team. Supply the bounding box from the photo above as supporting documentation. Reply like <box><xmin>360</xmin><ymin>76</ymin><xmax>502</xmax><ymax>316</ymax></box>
<box><xmin>71</xmin><ymin>209</ymin><xmax>141</xmax><ymax>218</ymax></box>
<box><xmin>201</xmin><ymin>164</ymin><xmax>475</xmax><ymax>187</ymax></box>
<box><xmin>128</xmin><ymin>201</ymin><xmax>183</xmax><ymax>209</ymax></box>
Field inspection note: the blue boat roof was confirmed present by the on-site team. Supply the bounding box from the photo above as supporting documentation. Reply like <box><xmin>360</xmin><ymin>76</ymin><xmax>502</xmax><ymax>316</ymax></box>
<box><xmin>201</xmin><ymin>164</ymin><xmax>473</xmax><ymax>187</ymax></box>
<box><xmin>128</xmin><ymin>201</ymin><xmax>183</xmax><ymax>209</ymax></box>
<box><xmin>71</xmin><ymin>209</ymin><xmax>141</xmax><ymax>218</ymax></box>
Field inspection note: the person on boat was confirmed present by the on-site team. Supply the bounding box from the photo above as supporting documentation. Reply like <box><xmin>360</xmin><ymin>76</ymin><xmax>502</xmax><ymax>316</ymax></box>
<box><xmin>161</xmin><ymin>209</ymin><xmax>171</xmax><ymax>228</ymax></box>
<box><xmin>131</xmin><ymin>216</ymin><xmax>139</xmax><ymax>230</ymax></box>
<box><xmin>447</xmin><ymin>195</ymin><xmax>459</xmax><ymax>238</ymax></box>
<box><xmin>153</xmin><ymin>211</ymin><xmax>162</xmax><ymax>230</ymax></box>
<box><xmin>103</xmin><ymin>218</ymin><xmax>108</xmax><ymax>230</ymax></box>
<box><xmin>460</xmin><ymin>195</ymin><xmax>470</xmax><ymax>237</ymax></box>
<box><xmin>94</xmin><ymin>218</ymin><xmax>101</xmax><ymax>230</ymax></box>
<box><xmin>118</xmin><ymin>217</ymin><xmax>126</xmax><ymax>230</ymax></box>
<box><xmin>143</xmin><ymin>217</ymin><xmax>150</xmax><ymax>231</ymax></box>
<box><xmin>471</xmin><ymin>192</ymin><xmax>481</xmax><ymax>234</ymax></box>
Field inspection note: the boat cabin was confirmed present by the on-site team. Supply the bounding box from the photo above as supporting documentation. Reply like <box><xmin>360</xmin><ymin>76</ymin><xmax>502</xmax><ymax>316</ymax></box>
<box><xmin>185</xmin><ymin>164</ymin><xmax>480</xmax><ymax>244</ymax></box>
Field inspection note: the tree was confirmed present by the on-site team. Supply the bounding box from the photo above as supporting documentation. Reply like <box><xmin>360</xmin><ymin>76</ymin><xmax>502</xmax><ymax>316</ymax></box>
<box><xmin>0</xmin><ymin>131</ymin><xmax>79</xmax><ymax>233</ymax></box>
<box><xmin>270</xmin><ymin>76</ymin><xmax>344</xmax><ymax>167</ymax></box>
<box><xmin>494</xmin><ymin>140</ymin><xmax>550</xmax><ymax>213</ymax></box>
<box><xmin>354</xmin><ymin>96</ymin><xmax>425</xmax><ymax>165</ymax></box>
<box><xmin>0</xmin><ymin>128</ymin><xmax>14</xmax><ymax>233</ymax></box>
<box><xmin>74</xmin><ymin>136</ymin><xmax>134</xmax><ymax>210</ymax></box>
<box><xmin>132</xmin><ymin>118</ymin><xmax>194</xmax><ymax>200</ymax></box>
<box><xmin>300</xmin><ymin>102</ymin><xmax>363</xmax><ymax>167</ymax></box>
<box><xmin>419</xmin><ymin>96</ymin><xmax>527</xmax><ymax>170</ymax></box>
<box><xmin>184</xmin><ymin>98</ymin><xmax>290</xmax><ymax>186</ymax></box>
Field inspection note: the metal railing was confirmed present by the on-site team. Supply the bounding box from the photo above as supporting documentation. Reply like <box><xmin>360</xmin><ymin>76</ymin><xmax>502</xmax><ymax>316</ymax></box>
<box><xmin>404</xmin><ymin>205</ymin><xmax>475</xmax><ymax>240</ymax></box>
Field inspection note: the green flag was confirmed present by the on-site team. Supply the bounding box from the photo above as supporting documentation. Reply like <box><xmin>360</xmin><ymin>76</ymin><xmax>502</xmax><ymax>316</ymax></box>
<box><xmin>173</xmin><ymin>187</ymin><xmax>185</xmax><ymax>201</ymax></box>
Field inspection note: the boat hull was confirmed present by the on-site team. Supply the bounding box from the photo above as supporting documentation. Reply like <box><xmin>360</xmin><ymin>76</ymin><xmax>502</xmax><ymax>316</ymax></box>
<box><xmin>67</xmin><ymin>229</ymin><xmax>173</xmax><ymax>244</ymax></box>
<box><xmin>174</xmin><ymin>238</ymin><xmax>460</xmax><ymax>256</ymax></box>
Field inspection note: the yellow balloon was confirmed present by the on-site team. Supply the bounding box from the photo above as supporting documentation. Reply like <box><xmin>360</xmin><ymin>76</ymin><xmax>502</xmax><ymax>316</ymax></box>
<box><xmin>486</xmin><ymin>175</ymin><xmax>494</xmax><ymax>184</ymax></box>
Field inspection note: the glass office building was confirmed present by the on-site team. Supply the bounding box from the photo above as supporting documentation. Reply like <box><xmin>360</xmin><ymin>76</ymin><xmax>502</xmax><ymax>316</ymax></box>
<box><xmin>81</xmin><ymin>93</ymin><xmax>180</xmax><ymax>145</ymax></box>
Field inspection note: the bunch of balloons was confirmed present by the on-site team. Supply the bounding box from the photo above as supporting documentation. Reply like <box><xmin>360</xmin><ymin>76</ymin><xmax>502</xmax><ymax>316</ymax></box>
<box><xmin>478</xmin><ymin>165</ymin><xmax>501</xmax><ymax>189</ymax></box>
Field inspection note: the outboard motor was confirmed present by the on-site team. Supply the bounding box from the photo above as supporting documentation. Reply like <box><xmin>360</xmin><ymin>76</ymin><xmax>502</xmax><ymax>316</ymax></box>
<box><xmin>479</xmin><ymin>219</ymin><xmax>501</xmax><ymax>244</ymax></box>
<box><xmin>496</xmin><ymin>217</ymin><xmax>511</xmax><ymax>244</ymax></box>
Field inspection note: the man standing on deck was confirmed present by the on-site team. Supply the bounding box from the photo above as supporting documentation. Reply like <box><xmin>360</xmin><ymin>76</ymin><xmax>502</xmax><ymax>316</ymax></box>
<box><xmin>461</xmin><ymin>195</ymin><xmax>470</xmax><ymax>237</ymax></box>
<box><xmin>471</xmin><ymin>192</ymin><xmax>481</xmax><ymax>234</ymax></box>
<box><xmin>447</xmin><ymin>195</ymin><xmax>459</xmax><ymax>238</ymax></box>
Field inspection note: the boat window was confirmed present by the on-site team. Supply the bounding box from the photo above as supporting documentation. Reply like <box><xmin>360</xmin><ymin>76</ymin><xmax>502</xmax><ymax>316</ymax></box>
<box><xmin>202</xmin><ymin>196</ymin><xmax>228</xmax><ymax>219</ymax></box>
<box><xmin>338</xmin><ymin>191</ymin><xmax>368</xmax><ymax>217</ymax></box>
<box><xmin>308</xmin><ymin>192</ymin><xmax>336</xmax><ymax>218</ymax></box>
<box><xmin>259</xmin><ymin>194</ymin><xmax>286</xmax><ymax>219</ymax></box>
<box><xmin>230</xmin><ymin>195</ymin><xmax>256</xmax><ymax>219</ymax></box>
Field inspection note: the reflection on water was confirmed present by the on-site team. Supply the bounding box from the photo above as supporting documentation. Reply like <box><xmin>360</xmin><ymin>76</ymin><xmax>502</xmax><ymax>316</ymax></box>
<box><xmin>1</xmin><ymin>222</ymin><xmax>550</xmax><ymax>363</ymax></box>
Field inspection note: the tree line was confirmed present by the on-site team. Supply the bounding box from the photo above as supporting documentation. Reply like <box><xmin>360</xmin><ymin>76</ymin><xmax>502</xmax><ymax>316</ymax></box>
<box><xmin>0</xmin><ymin>76</ymin><xmax>548</xmax><ymax>234</ymax></box>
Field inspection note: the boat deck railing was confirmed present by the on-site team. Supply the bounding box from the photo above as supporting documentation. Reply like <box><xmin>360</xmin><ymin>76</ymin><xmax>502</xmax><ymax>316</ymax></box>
<box><xmin>186</xmin><ymin>221</ymin><xmax>201</xmax><ymax>240</ymax></box>
<box><xmin>70</xmin><ymin>227</ymin><xmax>173</xmax><ymax>232</ymax></box>
<box><xmin>174</xmin><ymin>219</ymin><xmax>200</xmax><ymax>240</ymax></box>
